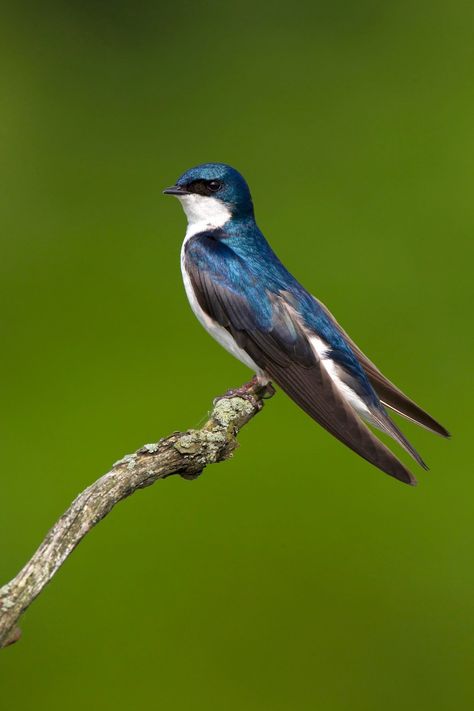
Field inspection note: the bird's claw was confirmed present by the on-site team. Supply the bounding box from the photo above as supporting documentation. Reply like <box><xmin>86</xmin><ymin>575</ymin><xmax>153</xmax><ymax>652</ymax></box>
<box><xmin>213</xmin><ymin>377</ymin><xmax>275</xmax><ymax>407</ymax></box>
<box><xmin>260</xmin><ymin>382</ymin><xmax>276</xmax><ymax>399</ymax></box>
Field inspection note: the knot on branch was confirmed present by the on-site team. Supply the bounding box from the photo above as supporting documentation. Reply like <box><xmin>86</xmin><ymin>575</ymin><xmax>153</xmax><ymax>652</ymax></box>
<box><xmin>174</xmin><ymin>392</ymin><xmax>263</xmax><ymax>479</ymax></box>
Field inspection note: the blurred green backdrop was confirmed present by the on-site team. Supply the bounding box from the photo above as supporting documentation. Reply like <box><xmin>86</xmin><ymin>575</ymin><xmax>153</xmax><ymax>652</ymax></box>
<box><xmin>1</xmin><ymin>1</ymin><xmax>473</xmax><ymax>709</ymax></box>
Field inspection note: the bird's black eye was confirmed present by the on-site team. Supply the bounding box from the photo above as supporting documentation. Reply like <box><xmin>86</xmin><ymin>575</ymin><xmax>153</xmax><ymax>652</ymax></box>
<box><xmin>186</xmin><ymin>178</ymin><xmax>223</xmax><ymax>196</ymax></box>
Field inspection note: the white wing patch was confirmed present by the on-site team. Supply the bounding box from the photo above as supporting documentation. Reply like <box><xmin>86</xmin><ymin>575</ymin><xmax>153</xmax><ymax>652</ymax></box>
<box><xmin>308</xmin><ymin>334</ymin><xmax>371</xmax><ymax>417</ymax></box>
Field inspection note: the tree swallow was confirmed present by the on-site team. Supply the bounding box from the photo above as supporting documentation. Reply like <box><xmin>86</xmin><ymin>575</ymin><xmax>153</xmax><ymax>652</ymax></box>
<box><xmin>164</xmin><ymin>163</ymin><xmax>448</xmax><ymax>485</ymax></box>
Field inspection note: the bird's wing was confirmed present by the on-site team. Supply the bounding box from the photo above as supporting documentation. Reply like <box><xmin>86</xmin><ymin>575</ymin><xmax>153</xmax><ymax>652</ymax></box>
<box><xmin>313</xmin><ymin>296</ymin><xmax>449</xmax><ymax>438</ymax></box>
<box><xmin>184</xmin><ymin>234</ymin><xmax>417</xmax><ymax>485</ymax></box>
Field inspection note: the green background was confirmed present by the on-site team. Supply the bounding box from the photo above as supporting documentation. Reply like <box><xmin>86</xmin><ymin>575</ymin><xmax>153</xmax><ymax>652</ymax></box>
<box><xmin>1</xmin><ymin>2</ymin><xmax>472</xmax><ymax>709</ymax></box>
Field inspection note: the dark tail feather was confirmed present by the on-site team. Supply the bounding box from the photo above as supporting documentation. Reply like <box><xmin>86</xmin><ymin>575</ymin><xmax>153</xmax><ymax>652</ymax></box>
<box><xmin>313</xmin><ymin>296</ymin><xmax>450</xmax><ymax>438</ymax></box>
<box><xmin>367</xmin><ymin>371</ymin><xmax>450</xmax><ymax>438</ymax></box>
<box><xmin>369</xmin><ymin>407</ymin><xmax>429</xmax><ymax>471</ymax></box>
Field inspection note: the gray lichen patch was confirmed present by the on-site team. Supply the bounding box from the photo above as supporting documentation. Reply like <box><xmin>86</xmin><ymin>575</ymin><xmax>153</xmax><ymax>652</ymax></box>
<box><xmin>113</xmin><ymin>453</ymin><xmax>136</xmax><ymax>468</ymax></box>
<box><xmin>0</xmin><ymin>597</ymin><xmax>15</xmax><ymax>611</ymax></box>
<box><xmin>212</xmin><ymin>397</ymin><xmax>254</xmax><ymax>428</ymax></box>
<box><xmin>174</xmin><ymin>433</ymin><xmax>201</xmax><ymax>455</ymax></box>
<box><xmin>174</xmin><ymin>429</ymin><xmax>227</xmax><ymax>464</ymax></box>
<box><xmin>140</xmin><ymin>442</ymin><xmax>161</xmax><ymax>454</ymax></box>
<box><xmin>199</xmin><ymin>430</ymin><xmax>227</xmax><ymax>463</ymax></box>
<box><xmin>126</xmin><ymin>455</ymin><xmax>138</xmax><ymax>471</ymax></box>
<box><xmin>0</xmin><ymin>582</ymin><xmax>12</xmax><ymax>597</ymax></box>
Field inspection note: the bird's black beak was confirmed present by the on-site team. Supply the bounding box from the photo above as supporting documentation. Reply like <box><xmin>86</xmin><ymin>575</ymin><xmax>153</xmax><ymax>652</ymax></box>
<box><xmin>163</xmin><ymin>185</ymin><xmax>189</xmax><ymax>196</ymax></box>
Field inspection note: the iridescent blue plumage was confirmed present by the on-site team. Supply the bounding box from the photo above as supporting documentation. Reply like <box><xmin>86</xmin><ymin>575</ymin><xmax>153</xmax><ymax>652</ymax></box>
<box><xmin>186</xmin><ymin>219</ymin><xmax>379</xmax><ymax>406</ymax></box>
<box><xmin>164</xmin><ymin>163</ymin><xmax>448</xmax><ymax>485</ymax></box>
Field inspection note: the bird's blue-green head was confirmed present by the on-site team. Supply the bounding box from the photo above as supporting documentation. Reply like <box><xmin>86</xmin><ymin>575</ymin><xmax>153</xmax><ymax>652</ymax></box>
<box><xmin>164</xmin><ymin>163</ymin><xmax>254</xmax><ymax>231</ymax></box>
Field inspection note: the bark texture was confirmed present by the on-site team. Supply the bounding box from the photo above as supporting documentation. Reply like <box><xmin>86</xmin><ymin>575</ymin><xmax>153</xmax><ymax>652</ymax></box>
<box><xmin>0</xmin><ymin>382</ymin><xmax>269</xmax><ymax>648</ymax></box>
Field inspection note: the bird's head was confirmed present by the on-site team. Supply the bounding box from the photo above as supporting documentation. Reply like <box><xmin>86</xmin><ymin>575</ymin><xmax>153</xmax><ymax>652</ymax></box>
<box><xmin>164</xmin><ymin>163</ymin><xmax>254</xmax><ymax>230</ymax></box>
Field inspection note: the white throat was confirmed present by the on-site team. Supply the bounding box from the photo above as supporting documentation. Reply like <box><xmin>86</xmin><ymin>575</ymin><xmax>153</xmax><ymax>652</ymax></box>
<box><xmin>178</xmin><ymin>194</ymin><xmax>232</xmax><ymax>239</ymax></box>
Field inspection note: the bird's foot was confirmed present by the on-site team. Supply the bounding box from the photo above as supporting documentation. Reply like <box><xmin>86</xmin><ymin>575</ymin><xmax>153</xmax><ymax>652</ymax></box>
<box><xmin>260</xmin><ymin>381</ymin><xmax>276</xmax><ymax>399</ymax></box>
<box><xmin>214</xmin><ymin>376</ymin><xmax>275</xmax><ymax>407</ymax></box>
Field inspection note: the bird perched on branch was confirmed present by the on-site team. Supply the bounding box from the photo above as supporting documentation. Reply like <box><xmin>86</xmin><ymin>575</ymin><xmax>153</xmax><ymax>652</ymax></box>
<box><xmin>164</xmin><ymin>163</ymin><xmax>448</xmax><ymax>485</ymax></box>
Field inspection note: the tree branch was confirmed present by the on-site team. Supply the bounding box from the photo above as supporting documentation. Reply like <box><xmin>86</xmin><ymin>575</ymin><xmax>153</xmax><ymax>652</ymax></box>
<box><xmin>0</xmin><ymin>381</ymin><xmax>271</xmax><ymax>648</ymax></box>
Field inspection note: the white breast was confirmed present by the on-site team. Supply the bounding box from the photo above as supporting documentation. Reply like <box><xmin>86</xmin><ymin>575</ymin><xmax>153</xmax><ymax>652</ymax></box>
<box><xmin>178</xmin><ymin>193</ymin><xmax>232</xmax><ymax>238</ymax></box>
<box><xmin>178</xmin><ymin>193</ymin><xmax>263</xmax><ymax>375</ymax></box>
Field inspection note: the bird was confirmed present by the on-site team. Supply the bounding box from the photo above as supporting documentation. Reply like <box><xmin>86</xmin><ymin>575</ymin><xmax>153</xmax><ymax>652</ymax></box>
<box><xmin>164</xmin><ymin>163</ymin><xmax>449</xmax><ymax>485</ymax></box>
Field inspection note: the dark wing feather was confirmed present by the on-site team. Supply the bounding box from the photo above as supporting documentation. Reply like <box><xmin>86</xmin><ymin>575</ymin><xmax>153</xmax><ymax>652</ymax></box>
<box><xmin>314</xmin><ymin>297</ymin><xmax>449</xmax><ymax>438</ymax></box>
<box><xmin>260</xmin><ymin>352</ymin><xmax>417</xmax><ymax>485</ymax></box>
<box><xmin>185</xmin><ymin>236</ymin><xmax>416</xmax><ymax>485</ymax></box>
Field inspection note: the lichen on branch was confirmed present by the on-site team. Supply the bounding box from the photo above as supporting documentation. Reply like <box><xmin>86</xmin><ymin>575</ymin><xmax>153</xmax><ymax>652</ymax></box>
<box><xmin>0</xmin><ymin>380</ymin><xmax>271</xmax><ymax>649</ymax></box>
